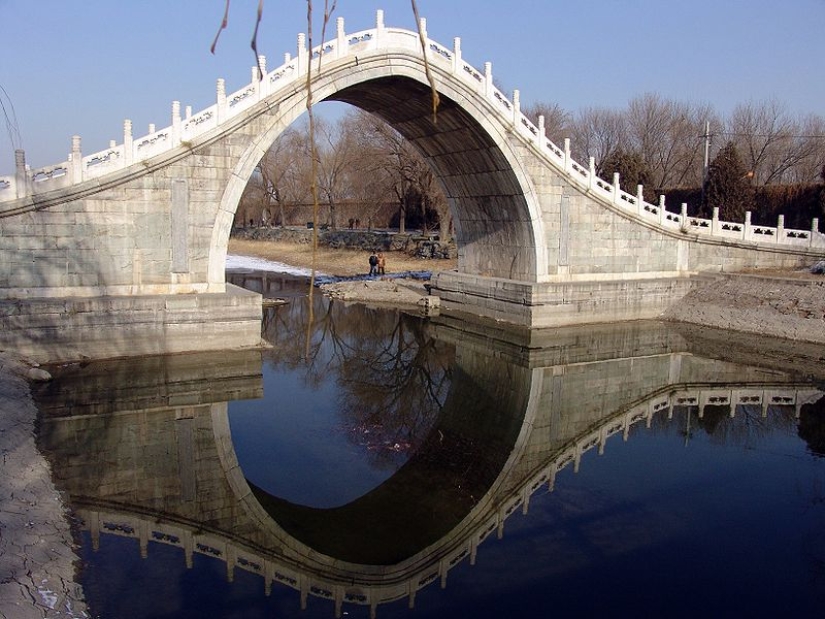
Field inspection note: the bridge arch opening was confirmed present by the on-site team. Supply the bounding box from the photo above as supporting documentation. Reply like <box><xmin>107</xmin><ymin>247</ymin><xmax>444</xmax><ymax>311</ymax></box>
<box><xmin>210</xmin><ymin>65</ymin><xmax>547</xmax><ymax>287</ymax></box>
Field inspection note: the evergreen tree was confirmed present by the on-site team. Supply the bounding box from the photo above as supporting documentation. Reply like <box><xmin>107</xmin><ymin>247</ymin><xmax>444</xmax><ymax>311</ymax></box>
<box><xmin>703</xmin><ymin>141</ymin><xmax>753</xmax><ymax>221</ymax></box>
<box><xmin>598</xmin><ymin>148</ymin><xmax>654</xmax><ymax>201</ymax></box>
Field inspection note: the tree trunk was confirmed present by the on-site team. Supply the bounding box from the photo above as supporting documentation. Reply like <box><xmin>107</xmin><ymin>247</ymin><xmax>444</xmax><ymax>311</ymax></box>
<box><xmin>398</xmin><ymin>201</ymin><xmax>406</xmax><ymax>234</ymax></box>
<box><xmin>328</xmin><ymin>198</ymin><xmax>337</xmax><ymax>230</ymax></box>
<box><xmin>438</xmin><ymin>211</ymin><xmax>452</xmax><ymax>243</ymax></box>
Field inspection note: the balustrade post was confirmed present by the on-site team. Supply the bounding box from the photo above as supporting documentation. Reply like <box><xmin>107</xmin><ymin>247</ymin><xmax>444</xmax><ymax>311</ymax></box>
<box><xmin>612</xmin><ymin>172</ymin><xmax>620</xmax><ymax>205</ymax></box>
<box><xmin>744</xmin><ymin>211</ymin><xmax>752</xmax><ymax>241</ymax></box>
<box><xmin>484</xmin><ymin>62</ymin><xmax>492</xmax><ymax>97</ymax></box>
<box><xmin>172</xmin><ymin>101</ymin><xmax>181</xmax><ymax>145</ymax></box>
<box><xmin>512</xmin><ymin>89</ymin><xmax>520</xmax><ymax>126</ymax></box>
<box><xmin>777</xmin><ymin>214</ymin><xmax>785</xmax><ymax>243</ymax></box>
<box><xmin>812</xmin><ymin>218</ymin><xmax>820</xmax><ymax>247</ymax></box>
<box><xmin>452</xmin><ymin>37</ymin><xmax>462</xmax><ymax>74</ymax></box>
<box><xmin>256</xmin><ymin>55</ymin><xmax>267</xmax><ymax>98</ymax></box>
<box><xmin>681</xmin><ymin>203</ymin><xmax>688</xmax><ymax>226</ymax></box>
<box><xmin>14</xmin><ymin>149</ymin><xmax>29</xmax><ymax>199</ymax></box>
<box><xmin>123</xmin><ymin>120</ymin><xmax>133</xmax><ymax>166</ymax></box>
<box><xmin>375</xmin><ymin>9</ymin><xmax>385</xmax><ymax>43</ymax></box>
<box><xmin>658</xmin><ymin>195</ymin><xmax>665</xmax><ymax>225</ymax></box>
<box><xmin>148</xmin><ymin>123</ymin><xmax>156</xmax><ymax>134</ymax></box>
<box><xmin>712</xmin><ymin>206</ymin><xmax>720</xmax><ymax>235</ymax></box>
<box><xmin>537</xmin><ymin>114</ymin><xmax>546</xmax><ymax>148</ymax></box>
<box><xmin>216</xmin><ymin>78</ymin><xmax>227</xmax><ymax>123</ymax></box>
<box><xmin>561</xmin><ymin>138</ymin><xmax>570</xmax><ymax>173</ymax></box>
<box><xmin>636</xmin><ymin>185</ymin><xmax>644</xmax><ymax>215</ymax></box>
<box><xmin>296</xmin><ymin>33</ymin><xmax>307</xmax><ymax>76</ymax></box>
<box><xmin>336</xmin><ymin>17</ymin><xmax>346</xmax><ymax>59</ymax></box>
<box><xmin>588</xmin><ymin>155</ymin><xmax>595</xmax><ymax>188</ymax></box>
<box><xmin>419</xmin><ymin>17</ymin><xmax>427</xmax><ymax>40</ymax></box>
<box><xmin>185</xmin><ymin>105</ymin><xmax>192</xmax><ymax>119</ymax></box>
<box><xmin>71</xmin><ymin>136</ymin><xmax>82</xmax><ymax>183</ymax></box>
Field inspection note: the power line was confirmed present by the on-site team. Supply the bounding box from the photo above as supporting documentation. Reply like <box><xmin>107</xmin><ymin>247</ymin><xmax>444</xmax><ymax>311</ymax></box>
<box><xmin>0</xmin><ymin>84</ymin><xmax>23</xmax><ymax>152</ymax></box>
<box><xmin>708</xmin><ymin>131</ymin><xmax>825</xmax><ymax>140</ymax></box>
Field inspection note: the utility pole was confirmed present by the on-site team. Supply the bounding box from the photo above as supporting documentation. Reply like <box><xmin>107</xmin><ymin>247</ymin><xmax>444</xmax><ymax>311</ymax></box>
<box><xmin>702</xmin><ymin>121</ymin><xmax>711</xmax><ymax>182</ymax></box>
<box><xmin>700</xmin><ymin>121</ymin><xmax>711</xmax><ymax>207</ymax></box>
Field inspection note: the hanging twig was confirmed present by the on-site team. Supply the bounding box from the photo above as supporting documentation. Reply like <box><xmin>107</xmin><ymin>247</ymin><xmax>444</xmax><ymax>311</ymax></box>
<box><xmin>211</xmin><ymin>0</ymin><xmax>265</xmax><ymax>80</ymax></box>
<box><xmin>410</xmin><ymin>0</ymin><xmax>440</xmax><ymax>122</ymax></box>
<box><xmin>250</xmin><ymin>0</ymin><xmax>265</xmax><ymax>80</ymax></box>
<box><xmin>210</xmin><ymin>0</ymin><xmax>231</xmax><ymax>54</ymax></box>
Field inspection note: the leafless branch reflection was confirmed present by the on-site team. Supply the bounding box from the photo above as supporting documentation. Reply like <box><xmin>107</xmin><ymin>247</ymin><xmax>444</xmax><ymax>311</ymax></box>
<box><xmin>261</xmin><ymin>293</ymin><xmax>453</xmax><ymax>465</ymax></box>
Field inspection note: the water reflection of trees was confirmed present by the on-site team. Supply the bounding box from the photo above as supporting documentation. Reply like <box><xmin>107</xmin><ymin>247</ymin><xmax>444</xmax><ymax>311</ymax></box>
<box><xmin>647</xmin><ymin>400</ymin><xmax>823</xmax><ymax>452</ymax></box>
<box><xmin>261</xmin><ymin>293</ymin><xmax>454</xmax><ymax>467</ymax></box>
<box><xmin>799</xmin><ymin>396</ymin><xmax>825</xmax><ymax>458</ymax></box>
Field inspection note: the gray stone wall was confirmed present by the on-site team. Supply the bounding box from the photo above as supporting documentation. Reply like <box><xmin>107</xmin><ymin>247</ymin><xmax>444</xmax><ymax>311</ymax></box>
<box><xmin>231</xmin><ymin>226</ymin><xmax>457</xmax><ymax>258</ymax></box>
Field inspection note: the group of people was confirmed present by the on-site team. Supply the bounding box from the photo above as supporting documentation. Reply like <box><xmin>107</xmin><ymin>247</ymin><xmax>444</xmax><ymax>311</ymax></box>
<box><xmin>368</xmin><ymin>251</ymin><xmax>386</xmax><ymax>276</ymax></box>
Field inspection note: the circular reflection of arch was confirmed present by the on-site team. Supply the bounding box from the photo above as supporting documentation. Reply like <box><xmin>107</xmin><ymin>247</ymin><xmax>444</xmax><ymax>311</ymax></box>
<box><xmin>215</xmin><ymin>353</ymin><xmax>544</xmax><ymax>581</ymax></box>
<box><xmin>208</xmin><ymin>44</ymin><xmax>547</xmax><ymax>288</ymax></box>
<box><xmin>71</xmin><ymin>383</ymin><xmax>823</xmax><ymax>614</ymax></box>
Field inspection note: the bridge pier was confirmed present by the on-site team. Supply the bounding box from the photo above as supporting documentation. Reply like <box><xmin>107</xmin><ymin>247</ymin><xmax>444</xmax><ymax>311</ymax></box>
<box><xmin>432</xmin><ymin>271</ymin><xmax>695</xmax><ymax>327</ymax></box>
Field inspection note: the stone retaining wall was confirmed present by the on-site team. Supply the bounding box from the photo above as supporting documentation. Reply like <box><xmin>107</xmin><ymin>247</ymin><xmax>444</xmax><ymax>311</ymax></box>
<box><xmin>231</xmin><ymin>226</ymin><xmax>457</xmax><ymax>259</ymax></box>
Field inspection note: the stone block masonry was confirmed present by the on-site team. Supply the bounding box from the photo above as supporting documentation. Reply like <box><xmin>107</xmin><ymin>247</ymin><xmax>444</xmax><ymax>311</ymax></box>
<box><xmin>0</xmin><ymin>285</ymin><xmax>262</xmax><ymax>363</ymax></box>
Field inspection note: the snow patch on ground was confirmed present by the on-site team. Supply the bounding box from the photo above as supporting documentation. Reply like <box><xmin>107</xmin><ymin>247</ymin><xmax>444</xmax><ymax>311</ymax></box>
<box><xmin>225</xmin><ymin>254</ymin><xmax>327</xmax><ymax>277</ymax></box>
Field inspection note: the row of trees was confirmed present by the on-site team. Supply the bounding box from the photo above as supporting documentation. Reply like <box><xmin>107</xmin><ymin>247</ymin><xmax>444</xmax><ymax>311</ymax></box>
<box><xmin>525</xmin><ymin>94</ymin><xmax>825</xmax><ymax>192</ymax></box>
<box><xmin>237</xmin><ymin>95</ymin><xmax>825</xmax><ymax>233</ymax></box>
<box><xmin>237</xmin><ymin>109</ymin><xmax>451</xmax><ymax>238</ymax></box>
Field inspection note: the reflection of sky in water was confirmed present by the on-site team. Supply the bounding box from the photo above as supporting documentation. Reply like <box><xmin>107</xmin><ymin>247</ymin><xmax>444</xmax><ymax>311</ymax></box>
<box><xmin>229</xmin><ymin>359</ymin><xmax>405</xmax><ymax>508</ymax></box>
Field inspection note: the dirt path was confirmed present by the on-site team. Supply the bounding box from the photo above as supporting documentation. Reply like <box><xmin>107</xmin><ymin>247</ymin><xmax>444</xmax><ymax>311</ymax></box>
<box><xmin>229</xmin><ymin>238</ymin><xmax>457</xmax><ymax>278</ymax></box>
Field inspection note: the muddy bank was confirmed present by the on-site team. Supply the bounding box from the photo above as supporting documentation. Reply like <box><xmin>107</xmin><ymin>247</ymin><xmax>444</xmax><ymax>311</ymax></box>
<box><xmin>0</xmin><ymin>353</ymin><xmax>87</xmax><ymax>619</ymax></box>
<box><xmin>320</xmin><ymin>277</ymin><xmax>436</xmax><ymax>310</ymax></box>
<box><xmin>662</xmin><ymin>273</ymin><xmax>825</xmax><ymax>344</ymax></box>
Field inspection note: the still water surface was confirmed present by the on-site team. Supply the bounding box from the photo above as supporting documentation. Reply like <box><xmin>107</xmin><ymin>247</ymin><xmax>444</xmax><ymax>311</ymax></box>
<box><xmin>33</xmin><ymin>268</ymin><xmax>825</xmax><ymax>618</ymax></box>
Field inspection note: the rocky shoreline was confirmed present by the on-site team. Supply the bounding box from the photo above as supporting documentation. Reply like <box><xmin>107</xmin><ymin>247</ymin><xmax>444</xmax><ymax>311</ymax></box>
<box><xmin>0</xmin><ymin>353</ymin><xmax>87</xmax><ymax>619</ymax></box>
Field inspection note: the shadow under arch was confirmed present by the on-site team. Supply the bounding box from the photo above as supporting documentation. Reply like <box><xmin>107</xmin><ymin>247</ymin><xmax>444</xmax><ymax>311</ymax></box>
<box><xmin>207</xmin><ymin>48</ymin><xmax>546</xmax><ymax>288</ymax></box>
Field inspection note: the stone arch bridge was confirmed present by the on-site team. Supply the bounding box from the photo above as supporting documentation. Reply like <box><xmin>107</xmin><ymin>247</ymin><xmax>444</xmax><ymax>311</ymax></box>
<box><xmin>2</xmin><ymin>10</ymin><xmax>823</xmax><ymax>361</ymax></box>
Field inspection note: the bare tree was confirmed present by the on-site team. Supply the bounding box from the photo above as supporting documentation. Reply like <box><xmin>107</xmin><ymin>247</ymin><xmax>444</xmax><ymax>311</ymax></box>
<box><xmin>257</xmin><ymin>127</ymin><xmax>307</xmax><ymax>226</ymax></box>
<box><xmin>626</xmin><ymin>94</ymin><xmax>717</xmax><ymax>190</ymax></box>
<box><xmin>297</xmin><ymin>115</ymin><xmax>359</xmax><ymax>229</ymax></box>
<box><xmin>352</xmin><ymin>110</ymin><xmax>449</xmax><ymax>236</ymax></box>
<box><xmin>726</xmin><ymin>99</ymin><xmax>810</xmax><ymax>185</ymax></box>
<box><xmin>569</xmin><ymin>107</ymin><xmax>628</xmax><ymax>173</ymax></box>
<box><xmin>790</xmin><ymin>114</ymin><xmax>825</xmax><ymax>184</ymax></box>
<box><xmin>521</xmin><ymin>101</ymin><xmax>571</xmax><ymax>146</ymax></box>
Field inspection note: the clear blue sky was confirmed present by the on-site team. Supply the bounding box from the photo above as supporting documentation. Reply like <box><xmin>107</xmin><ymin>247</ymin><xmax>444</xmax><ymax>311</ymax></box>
<box><xmin>2</xmin><ymin>0</ymin><xmax>823</xmax><ymax>173</ymax></box>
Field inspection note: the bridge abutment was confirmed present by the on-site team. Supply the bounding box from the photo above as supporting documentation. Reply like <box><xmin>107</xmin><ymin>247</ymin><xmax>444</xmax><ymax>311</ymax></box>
<box><xmin>431</xmin><ymin>271</ymin><xmax>696</xmax><ymax>327</ymax></box>
<box><xmin>0</xmin><ymin>285</ymin><xmax>261</xmax><ymax>363</ymax></box>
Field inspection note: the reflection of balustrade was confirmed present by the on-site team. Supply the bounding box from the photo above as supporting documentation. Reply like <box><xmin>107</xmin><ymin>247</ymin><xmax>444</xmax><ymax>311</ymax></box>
<box><xmin>71</xmin><ymin>382</ymin><xmax>823</xmax><ymax>618</ymax></box>
<box><xmin>1</xmin><ymin>11</ymin><xmax>821</xmax><ymax>251</ymax></box>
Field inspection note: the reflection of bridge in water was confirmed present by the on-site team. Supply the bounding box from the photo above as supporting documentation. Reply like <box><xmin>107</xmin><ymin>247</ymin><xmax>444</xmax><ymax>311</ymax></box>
<box><xmin>34</xmin><ymin>322</ymin><xmax>824</xmax><ymax>617</ymax></box>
